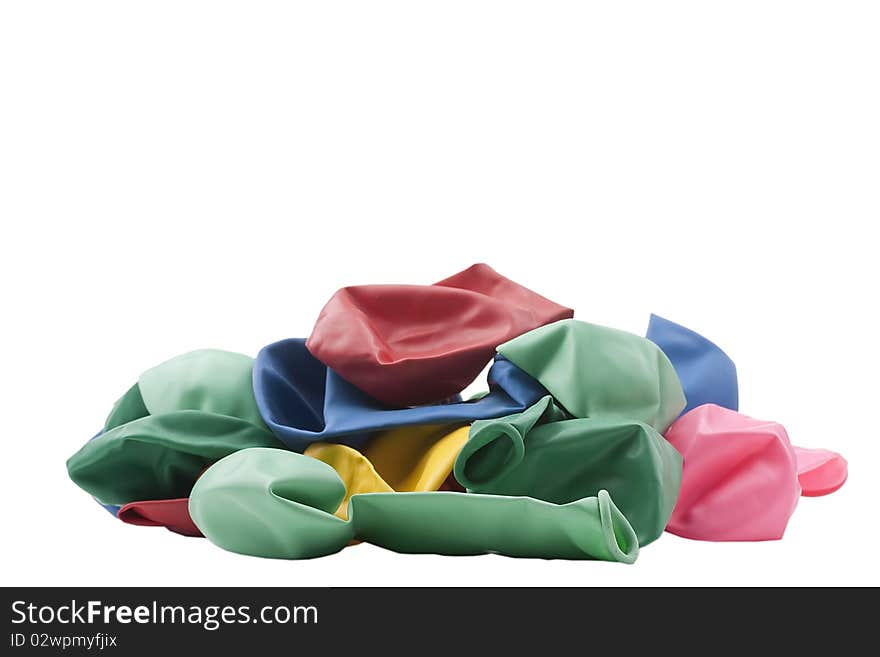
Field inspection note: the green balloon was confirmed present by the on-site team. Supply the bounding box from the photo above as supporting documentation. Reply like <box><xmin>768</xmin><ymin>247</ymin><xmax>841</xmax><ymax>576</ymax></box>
<box><xmin>69</xmin><ymin>411</ymin><xmax>284</xmax><ymax>505</ymax></box>
<box><xmin>103</xmin><ymin>383</ymin><xmax>149</xmax><ymax>430</ymax></box>
<box><xmin>455</xmin><ymin>396</ymin><xmax>682</xmax><ymax>545</ymax></box>
<box><xmin>350</xmin><ymin>491</ymin><xmax>637</xmax><ymax>562</ymax></box>
<box><xmin>497</xmin><ymin>319</ymin><xmax>686</xmax><ymax>432</ymax></box>
<box><xmin>189</xmin><ymin>448</ymin><xmax>639</xmax><ymax>563</ymax></box>
<box><xmin>67</xmin><ymin>350</ymin><xmax>284</xmax><ymax>505</ymax></box>
<box><xmin>138</xmin><ymin>349</ymin><xmax>267</xmax><ymax>428</ymax></box>
<box><xmin>189</xmin><ymin>448</ymin><xmax>355</xmax><ymax>559</ymax></box>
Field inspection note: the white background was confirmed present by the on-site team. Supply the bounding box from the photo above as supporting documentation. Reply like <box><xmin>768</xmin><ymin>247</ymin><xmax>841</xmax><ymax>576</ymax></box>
<box><xmin>1</xmin><ymin>1</ymin><xmax>877</xmax><ymax>586</ymax></box>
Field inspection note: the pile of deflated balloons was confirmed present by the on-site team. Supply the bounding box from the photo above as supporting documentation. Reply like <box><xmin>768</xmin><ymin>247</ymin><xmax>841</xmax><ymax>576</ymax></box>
<box><xmin>67</xmin><ymin>264</ymin><xmax>848</xmax><ymax>563</ymax></box>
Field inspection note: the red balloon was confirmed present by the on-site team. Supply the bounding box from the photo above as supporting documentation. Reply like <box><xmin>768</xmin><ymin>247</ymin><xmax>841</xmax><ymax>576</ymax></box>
<box><xmin>306</xmin><ymin>264</ymin><xmax>574</xmax><ymax>406</ymax></box>
<box><xmin>118</xmin><ymin>498</ymin><xmax>202</xmax><ymax>537</ymax></box>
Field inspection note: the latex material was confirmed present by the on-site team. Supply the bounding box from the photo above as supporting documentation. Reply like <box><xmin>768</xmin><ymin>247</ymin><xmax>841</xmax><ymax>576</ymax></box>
<box><xmin>794</xmin><ymin>447</ymin><xmax>848</xmax><ymax>496</ymax></box>
<box><xmin>497</xmin><ymin>319</ymin><xmax>686</xmax><ymax>433</ymax></box>
<box><xmin>138</xmin><ymin>349</ymin><xmax>266</xmax><ymax>427</ymax></box>
<box><xmin>253</xmin><ymin>339</ymin><xmax>548</xmax><ymax>451</ymax></box>
<box><xmin>190</xmin><ymin>448</ymin><xmax>355</xmax><ymax>559</ymax></box>
<box><xmin>118</xmin><ymin>499</ymin><xmax>202</xmax><ymax>537</ymax></box>
<box><xmin>665</xmin><ymin>404</ymin><xmax>801</xmax><ymax>541</ymax></box>
<box><xmin>67</xmin><ymin>350</ymin><xmax>285</xmax><ymax>506</ymax></box>
<box><xmin>304</xmin><ymin>425</ymin><xmax>469</xmax><ymax>518</ymax></box>
<box><xmin>364</xmin><ymin>424</ymin><xmax>468</xmax><ymax>492</ymax></box>
<box><xmin>68</xmin><ymin>411</ymin><xmax>284</xmax><ymax>505</ymax></box>
<box><xmin>305</xmin><ymin>264</ymin><xmax>573</xmax><ymax>406</ymax></box>
<box><xmin>645</xmin><ymin>314</ymin><xmax>738</xmax><ymax>415</ymax></box>
<box><xmin>189</xmin><ymin>448</ymin><xmax>638</xmax><ymax>563</ymax></box>
<box><xmin>455</xmin><ymin>396</ymin><xmax>681</xmax><ymax>545</ymax></box>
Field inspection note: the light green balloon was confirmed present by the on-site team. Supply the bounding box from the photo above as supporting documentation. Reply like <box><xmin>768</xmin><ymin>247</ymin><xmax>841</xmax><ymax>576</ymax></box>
<box><xmin>189</xmin><ymin>448</ymin><xmax>639</xmax><ymax>563</ymax></box>
<box><xmin>497</xmin><ymin>319</ymin><xmax>686</xmax><ymax>433</ymax></box>
<box><xmin>189</xmin><ymin>448</ymin><xmax>355</xmax><ymax>559</ymax></box>
<box><xmin>69</xmin><ymin>411</ymin><xmax>283</xmax><ymax>505</ymax></box>
<box><xmin>138</xmin><ymin>349</ymin><xmax>267</xmax><ymax>428</ymax></box>
<box><xmin>350</xmin><ymin>490</ymin><xmax>637</xmax><ymax>563</ymax></box>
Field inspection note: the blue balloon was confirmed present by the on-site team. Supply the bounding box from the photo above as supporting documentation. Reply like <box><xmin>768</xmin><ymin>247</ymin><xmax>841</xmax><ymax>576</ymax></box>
<box><xmin>646</xmin><ymin>314</ymin><xmax>738</xmax><ymax>415</ymax></box>
<box><xmin>98</xmin><ymin>501</ymin><xmax>121</xmax><ymax>516</ymax></box>
<box><xmin>253</xmin><ymin>338</ymin><xmax>549</xmax><ymax>451</ymax></box>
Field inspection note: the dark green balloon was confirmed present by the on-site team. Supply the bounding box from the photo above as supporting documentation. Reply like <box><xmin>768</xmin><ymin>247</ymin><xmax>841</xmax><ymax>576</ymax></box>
<box><xmin>67</xmin><ymin>349</ymin><xmax>285</xmax><ymax>506</ymax></box>
<box><xmin>189</xmin><ymin>448</ymin><xmax>639</xmax><ymax>563</ymax></box>
<box><xmin>454</xmin><ymin>396</ymin><xmax>682</xmax><ymax>545</ymax></box>
<box><xmin>68</xmin><ymin>411</ymin><xmax>284</xmax><ymax>505</ymax></box>
<box><xmin>190</xmin><ymin>448</ymin><xmax>355</xmax><ymax>559</ymax></box>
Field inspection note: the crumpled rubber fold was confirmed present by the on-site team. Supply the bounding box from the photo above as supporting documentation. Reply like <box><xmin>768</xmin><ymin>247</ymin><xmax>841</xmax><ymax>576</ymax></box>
<box><xmin>454</xmin><ymin>396</ymin><xmax>681</xmax><ymax>545</ymax></box>
<box><xmin>647</xmin><ymin>316</ymin><xmax>847</xmax><ymax>498</ymax></box>
<box><xmin>664</xmin><ymin>404</ymin><xmax>801</xmax><ymax>541</ymax></box>
<box><xmin>189</xmin><ymin>448</ymin><xmax>639</xmax><ymax>563</ymax></box>
<box><xmin>645</xmin><ymin>314</ymin><xmax>738</xmax><ymax>415</ymax></box>
<box><xmin>69</xmin><ymin>411</ymin><xmax>284</xmax><ymax>505</ymax></box>
<box><xmin>793</xmin><ymin>446</ymin><xmax>848</xmax><ymax>497</ymax></box>
<box><xmin>497</xmin><ymin>319</ymin><xmax>686</xmax><ymax>433</ymax></box>
<box><xmin>118</xmin><ymin>498</ymin><xmax>202</xmax><ymax>537</ymax></box>
<box><xmin>253</xmin><ymin>338</ymin><xmax>549</xmax><ymax>451</ymax></box>
<box><xmin>67</xmin><ymin>350</ymin><xmax>285</xmax><ymax>506</ymax></box>
<box><xmin>305</xmin><ymin>263</ymin><xmax>574</xmax><ymax>406</ymax></box>
<box><xmin>304</xmin><ymin>425</ymin><xmax>469</xmax><ymax>519</ymax></box>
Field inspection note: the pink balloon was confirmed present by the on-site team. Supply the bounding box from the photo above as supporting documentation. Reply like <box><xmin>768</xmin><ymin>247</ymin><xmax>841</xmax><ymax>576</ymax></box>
<box><xmin>665</xmin><ymin>404</ymin><xmax>800</xmax><ymax>541</ymax></box>
<box><xmin>794</xmin><ymin>446</ymin><xmax>848</xmax><ymax>497</ymax></box>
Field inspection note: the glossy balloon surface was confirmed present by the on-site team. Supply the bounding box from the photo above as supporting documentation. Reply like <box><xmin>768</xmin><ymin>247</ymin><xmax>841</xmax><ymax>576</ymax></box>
<box><xmin>306</xmin><ymin>264</ymin><xmax>573</xmax><ymax>406</ymax></box>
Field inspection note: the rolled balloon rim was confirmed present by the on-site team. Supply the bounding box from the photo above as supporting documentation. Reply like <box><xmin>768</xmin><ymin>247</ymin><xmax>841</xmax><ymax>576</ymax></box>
<box><xmin>453</xmin><ymin>421</ymin><xmax>526</xmax><ymax>489</ymax></box>
<box><xmin>597</xmin><ymin>490</ymin><xmax>640</xmax><ymax>565</ymax></box>
<box><xmin>797</xmin><ymin>449</ymin><xmax>849</xmax><ymax>497</ymax></box>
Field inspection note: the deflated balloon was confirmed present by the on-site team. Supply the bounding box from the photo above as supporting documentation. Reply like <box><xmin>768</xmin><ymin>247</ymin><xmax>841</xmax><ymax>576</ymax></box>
<box><xmin>305</xmin><ymin>425</ymin><xmax>469</xmax><ymax>518</ymax></box>
<box><xmin>305</xmin><ymin>263</ymin><xmax>573</xmax><ymax>406</ymax></box>
<box><xmin>349</xmin><ymin>491</ymin><xmax>637</xmax><ymax>562</ymax></box>
<box><xmin>497</xmin><ymin>319</ymin><xmax>686</xmax><ymax>432</ymax></box>
<box><xmin>454</xmin><ymin>396</ymin><xmax>681</xmax><ymax>545</ymax></box>
<box><xmin>305</xmin><ymin>443</ymin><xmax>394</xmax><ymax>519</ymax></box>
<box><xmin>665</xmin><ymin>404</ymin><xmax>801</xmax><ymax>541</ymax></box>
<box><xmin>364</xmin><ymin>424</ymin><xmax>468</xmax><ymax>491</ymax></box>
<box><xmin>67</xmin><ymin>350</ymin><xmax>285</xmax><ymax>507</ymax></box>
<box><xmin>253</xmin><ymin>339</ymin><xmax>548</xmax><ymax>451</ymax></box>
<box><xmin>138</xmin><ymin>349</ymin><xmax>267</xmax><ymax>427</ymax></box>
<box><xmin>190</xmin><ymin>448</ymin><xmax>355</xmax><ymax>559</ymax></box>
<box><xmin>646</xmin><ymin>314</ymin><xmax>738</xmax><ymax>415</ymax></box>
<box><xmin>69</xmin><ymin>412</ymin><xmax>283</xmax><ymax>505</ymax></box>
<box><xmin>99</xmin><ymin>502</ymin><xmax>121</xmax><ymax>517</ymax></box>
<box><xmin>118</xmin><ymin>499</ymin><xmax>202</xmax><ymax>537</ymax></box>
<box><xmin>189</xmin><ymin>448</ymin><xmax>638</xmax><ymax>563</ymax></box>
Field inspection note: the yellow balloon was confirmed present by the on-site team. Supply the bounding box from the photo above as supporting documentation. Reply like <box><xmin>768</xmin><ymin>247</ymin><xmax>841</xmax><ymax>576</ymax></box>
<box><xmin>305</xmin><ymin>425</ymin><xmax>469</xmax><ymax>520</ymax></box>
